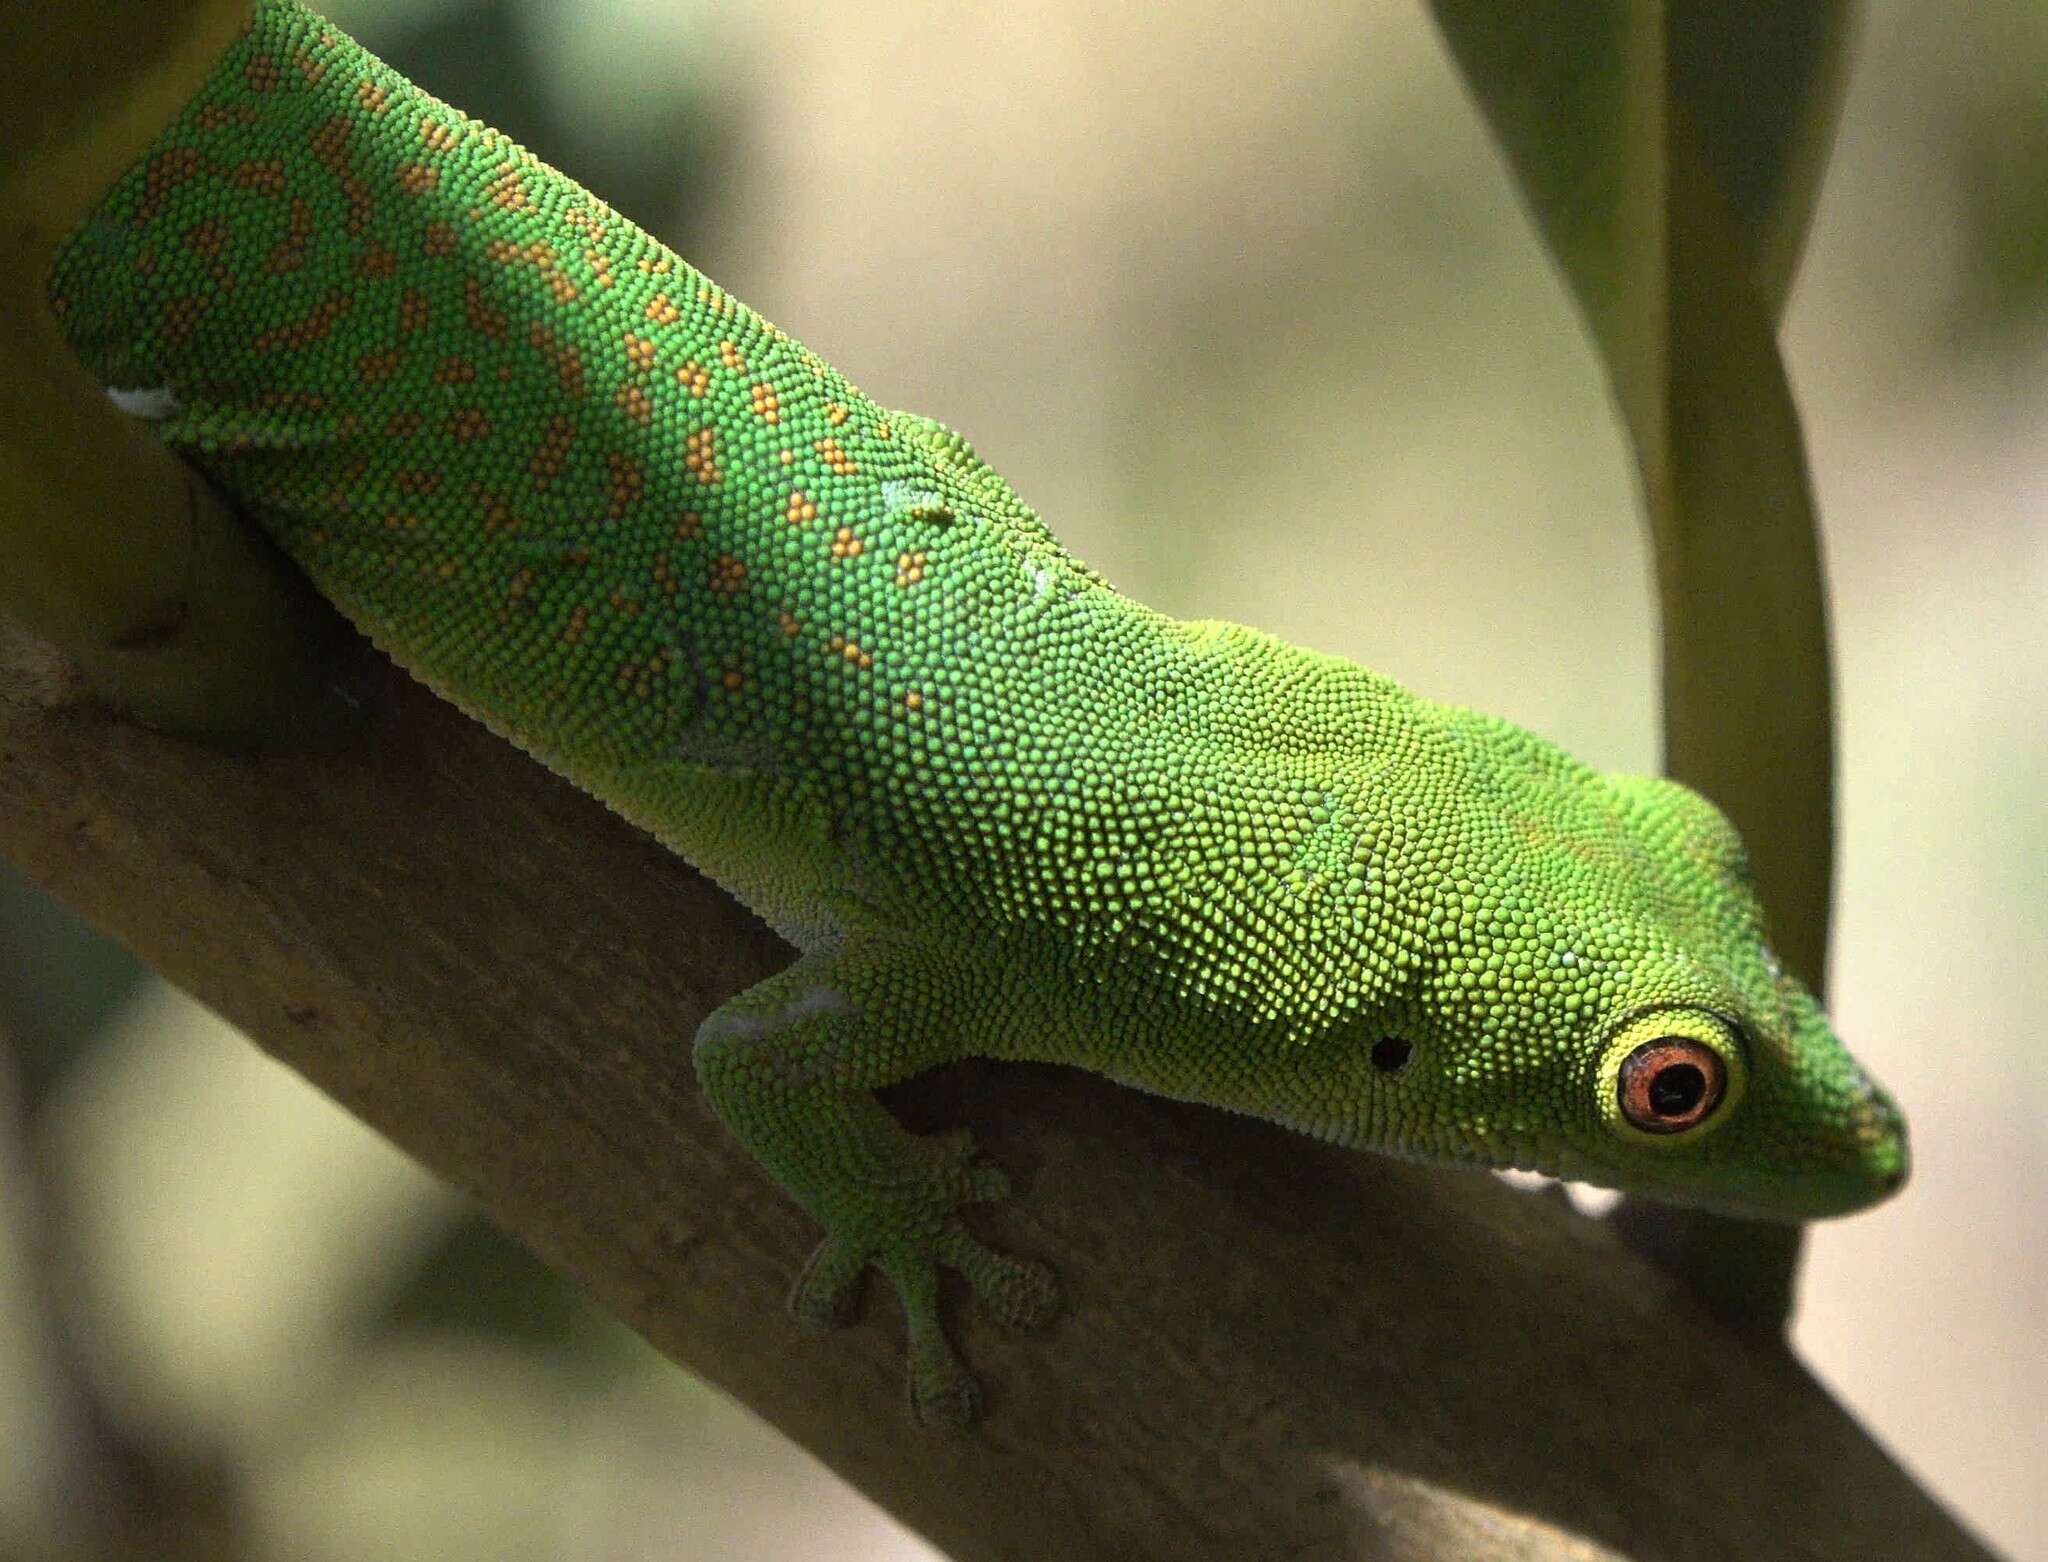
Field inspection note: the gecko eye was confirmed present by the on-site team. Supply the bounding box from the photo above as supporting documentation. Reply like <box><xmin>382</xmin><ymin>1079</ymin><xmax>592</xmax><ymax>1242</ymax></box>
<box><xmin>1617</xmin><ymin>1037</ymin><xmax>1725</xmax><ymax>1132</ymax></box>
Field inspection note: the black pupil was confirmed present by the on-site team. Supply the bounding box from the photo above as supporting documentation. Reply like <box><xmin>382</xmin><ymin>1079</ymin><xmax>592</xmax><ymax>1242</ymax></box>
<box><xmin>1649</xmin><ymin>1062</ymin><xmax>1707</xmax><ymax>1116</ymax></box>
<box><xmin>1371</xmin><ymin>1037</ymin><xmax>1412</xmax><ymax>1073</ymax></box>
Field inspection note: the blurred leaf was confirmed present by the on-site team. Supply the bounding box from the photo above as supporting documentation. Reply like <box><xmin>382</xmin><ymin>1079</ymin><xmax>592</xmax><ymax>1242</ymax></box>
<box><xmin>359</xmin><ymin>0</ymin><xmax>575</xmax><ymax>177</ymax></box>
<box><xmin>376</xmin><ymin>1208</ymin><xmax>639</xmax><ymax>1377</ymax></box>
<box><xmin>1427</xmin><ymin>0</ymin><xmax>1853</xmax><ymax>988</ymax></box>
<box><xmin>1651</xmin><ymin>145</ymin><xmax>1833</xmax><ymax>991</ymax></box>
<box><xmin>1944</xmin><ymin>12</ymin><xmax>2048</xmax><ymax>355</ymax></box>
<box><xmin>1424</xmin><ymin>7</ymin><xmax>1668</xmax><ymax>473</ymax></box>
<box><xmin>1953</xmin><ymin>116</ymin><xmax>2048</xmax><ymax>347</ymax></box>
<box><xmin>1666</xmin><ymin>4</ymin><xmax>1853</xmax><ymax>318</ymax></box>
<box><xmin>0</xmin><ymin>861</ymin><xmax>147</xmax><ymax>1107</ymax></box>
<box><xmin>1426</xmin><ymin>2</ymin><xmax>1858</xmax><ymax>1328</ymax></box>
<box><xmin>346</xmin><ymin>0</ymin><xmax>732</xmax><ymax>250</ymax></box>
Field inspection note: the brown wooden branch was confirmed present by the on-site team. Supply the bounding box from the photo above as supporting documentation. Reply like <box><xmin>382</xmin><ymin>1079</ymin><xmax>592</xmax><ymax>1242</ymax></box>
<box><xmin>0</xmin><ymin>617</ymin><xmax>1994</xmax><ymax>1562</ymax></box>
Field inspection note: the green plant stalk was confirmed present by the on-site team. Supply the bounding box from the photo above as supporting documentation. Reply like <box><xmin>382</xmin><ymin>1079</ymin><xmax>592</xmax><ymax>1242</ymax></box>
<box><xmin>0</xmin><ymin>0</ymin><xmax>312</xmax><ymax>736</ymax></box>
<box><xmin>1429</xmin><ymin>0</ymin><xmax>1858</xmax><ymax>1329</ymax></box>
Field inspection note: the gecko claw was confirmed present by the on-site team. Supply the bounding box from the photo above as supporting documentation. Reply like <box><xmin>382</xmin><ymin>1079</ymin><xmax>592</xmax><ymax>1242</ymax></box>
<box><xmin>908</xmin><ymin>1345</ymin><xmax>983</xmax><ymax>1429</ymax></box>
<box><xmin>790</xmin><ymin>1235</ymin><xmax>871</xmax><ymax>1329</ymax></box>
<box><xmin>939</xmin><ymin>1225</ymin><xmax>1061</xmax><ymax>1332</ymax></box>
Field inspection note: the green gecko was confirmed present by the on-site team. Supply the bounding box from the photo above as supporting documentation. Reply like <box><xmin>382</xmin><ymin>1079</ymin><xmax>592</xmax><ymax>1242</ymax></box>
<box><xmin>40</xmin><ymin>0</ymin><xmax>1906</xmax><ymax>1423</ymax></box>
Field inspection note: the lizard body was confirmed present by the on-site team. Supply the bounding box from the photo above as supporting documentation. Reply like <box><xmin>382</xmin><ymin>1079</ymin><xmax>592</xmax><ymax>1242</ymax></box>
<box><xmin>41</xmin><ymin>0</ymin><xmax>1906</xmax><ymax>1420</ymax></box>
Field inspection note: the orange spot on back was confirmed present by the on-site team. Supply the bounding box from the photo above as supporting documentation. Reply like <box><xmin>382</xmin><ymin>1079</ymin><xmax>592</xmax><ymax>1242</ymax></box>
<box><xmin>530</xmin><ymin>413</ymin><xmax>575</xmax><ymax>486</ymax></box>
<box><xmin>266</xmin><ymin>198</ymin><xmax>315</xmax><ymax>275</ymax></box>
<box><xmin>230</xmin><ymin>158</ymin><xmax>287</xmax><ymax>195</ymax></box>
<box><xmin>307</xmin><ymin>115</ymin><xmax>351</xmax><ymax>168</ymax></box>
<box><xmin>254</xmin><ymin>290</ymin><xmax>351</xmax><ymax>354</ymax></box>
<box><xmin>134</xmin><ymin>148</ymin><xmax>203</xmax><ymax>228</ymax></box>
<box><xmin>472</xmin><ymin>488</ymin><xmax>521</xmax><ymax>534</ymax></box>
<box><xmin>485</xmin><ymin>238</ymin><xmax>577</xmax><ymax>302</ymax></box>
<box><xmin>606</xmin><ymin>454</ymin><xmax>644</xmax><ymax>520</ymax></box>
<box><xmin>709</xmin><ymin>555</ymin><xmax>748</xmax><ymax>595</ymax></box>
<box><xmin>419</xmin><ymin>117</ymin><xmax>461</xmax><ymax>154</ymax></box>
<box><xmin>486</xmin><ymin>162</ymin><xmax>534</xmax><ymax>213</ymax></box>
<box><xmin>160</xmin><ymin>296</ymin><xmax>204</xmax><ymax>345</ymax></box>
<box><xmin>684</xmin><ymin>428</ymin><xmax>721</xmax><ymax>485</ymax></box>
<box><xmin>526</xmin><ymin>321</ymin><xmax>586</xmax><ymax>397</ymax></box>
<box><xmin>463</xmin><ymin>277</ymin><xmax>507</xmax><ymax>337</ymax></box>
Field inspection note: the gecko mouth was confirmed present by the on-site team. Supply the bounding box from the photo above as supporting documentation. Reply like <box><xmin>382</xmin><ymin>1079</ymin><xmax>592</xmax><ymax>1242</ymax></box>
<box><xmin>1504</xmin><ymin>1100</ymin><xmax>1909</xmax><ymax>1220</ymax></box>
<box><xmin>1627</xmin><ymin>1131</ymin><xmax>1909</xmax><ymax>1220</ymax></box>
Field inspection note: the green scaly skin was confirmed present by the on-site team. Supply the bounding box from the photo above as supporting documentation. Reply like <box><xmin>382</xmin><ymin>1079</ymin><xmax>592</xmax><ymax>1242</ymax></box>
<box><xmin>44</xmin><ymin>0</ymin><xmax>1906</xmax><ymax>1423</ymax></box>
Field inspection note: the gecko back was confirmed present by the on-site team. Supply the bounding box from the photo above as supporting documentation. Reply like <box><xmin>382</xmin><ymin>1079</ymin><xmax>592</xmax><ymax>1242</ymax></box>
<box><xmin>46</xmin><ymin>0</ymin><xmax>1142</xmax><ymax>946</ymax></box>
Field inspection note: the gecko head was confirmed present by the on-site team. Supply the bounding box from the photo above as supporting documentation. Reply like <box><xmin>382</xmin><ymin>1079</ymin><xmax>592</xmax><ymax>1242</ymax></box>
<box><xmin>1546</xmin><ymin>979</ymin><xmax>1909</xmax><ymax>1219</ymax></box>
<box><xmin>1568</xmin><ymin>773</ymin><xmax>1910</xmax><ymax>1220</ymax></box>
<box><xmin>1364</xmin><ymin>767</ymin><xmax>1908</xmax><ymax>1220</ymax></box>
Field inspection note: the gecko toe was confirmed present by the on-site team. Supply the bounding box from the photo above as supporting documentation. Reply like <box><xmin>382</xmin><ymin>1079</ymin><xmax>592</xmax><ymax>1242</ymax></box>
<box><xmin>790</xmin><ymin>1235</ymin><xmax>869</xmax><ymax>1329</ymax></box>
<box><xmin>940</xmin><ymin>1223</ymin><xmax>1061</xmax><ymax>1332</ymax></box>
<box><xmin>926</xmin><ymin>1126</ymin><xmax>1013</xmax><ymax>1205</ymax></box>
<box><xmin>908</xmin><ymin>1348</ymin><xmax>983</xmax><ymax>1429</ymax></box>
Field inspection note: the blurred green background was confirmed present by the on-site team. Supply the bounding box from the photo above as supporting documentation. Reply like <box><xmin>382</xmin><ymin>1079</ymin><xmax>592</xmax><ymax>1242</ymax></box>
<box><xmin>2</xmin><ymin>1</ymin><xmax>2043</xmax><ymax>1557</ymax></box>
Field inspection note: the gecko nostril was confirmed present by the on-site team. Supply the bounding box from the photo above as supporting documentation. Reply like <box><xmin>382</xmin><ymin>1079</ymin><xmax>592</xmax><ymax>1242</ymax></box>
<box><xmin>1370</xmin><ymin>1037</ymin><xmax>1413</xmax><ymax>1074</ymax></box>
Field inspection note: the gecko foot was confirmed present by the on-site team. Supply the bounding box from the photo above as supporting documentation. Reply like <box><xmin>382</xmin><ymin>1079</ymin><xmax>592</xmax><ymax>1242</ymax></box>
<box><xmin>784</xmin><ymin>1128</ymin><xmax>1060</xmax><ymax>1424</ymax></box>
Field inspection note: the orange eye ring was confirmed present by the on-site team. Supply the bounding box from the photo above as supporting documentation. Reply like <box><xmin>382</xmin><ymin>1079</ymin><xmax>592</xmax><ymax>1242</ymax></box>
<box><xmin>1617</xmin><ymin>1036</ymin><xmax>1727</xmax><ymax>1133</ymax></box>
